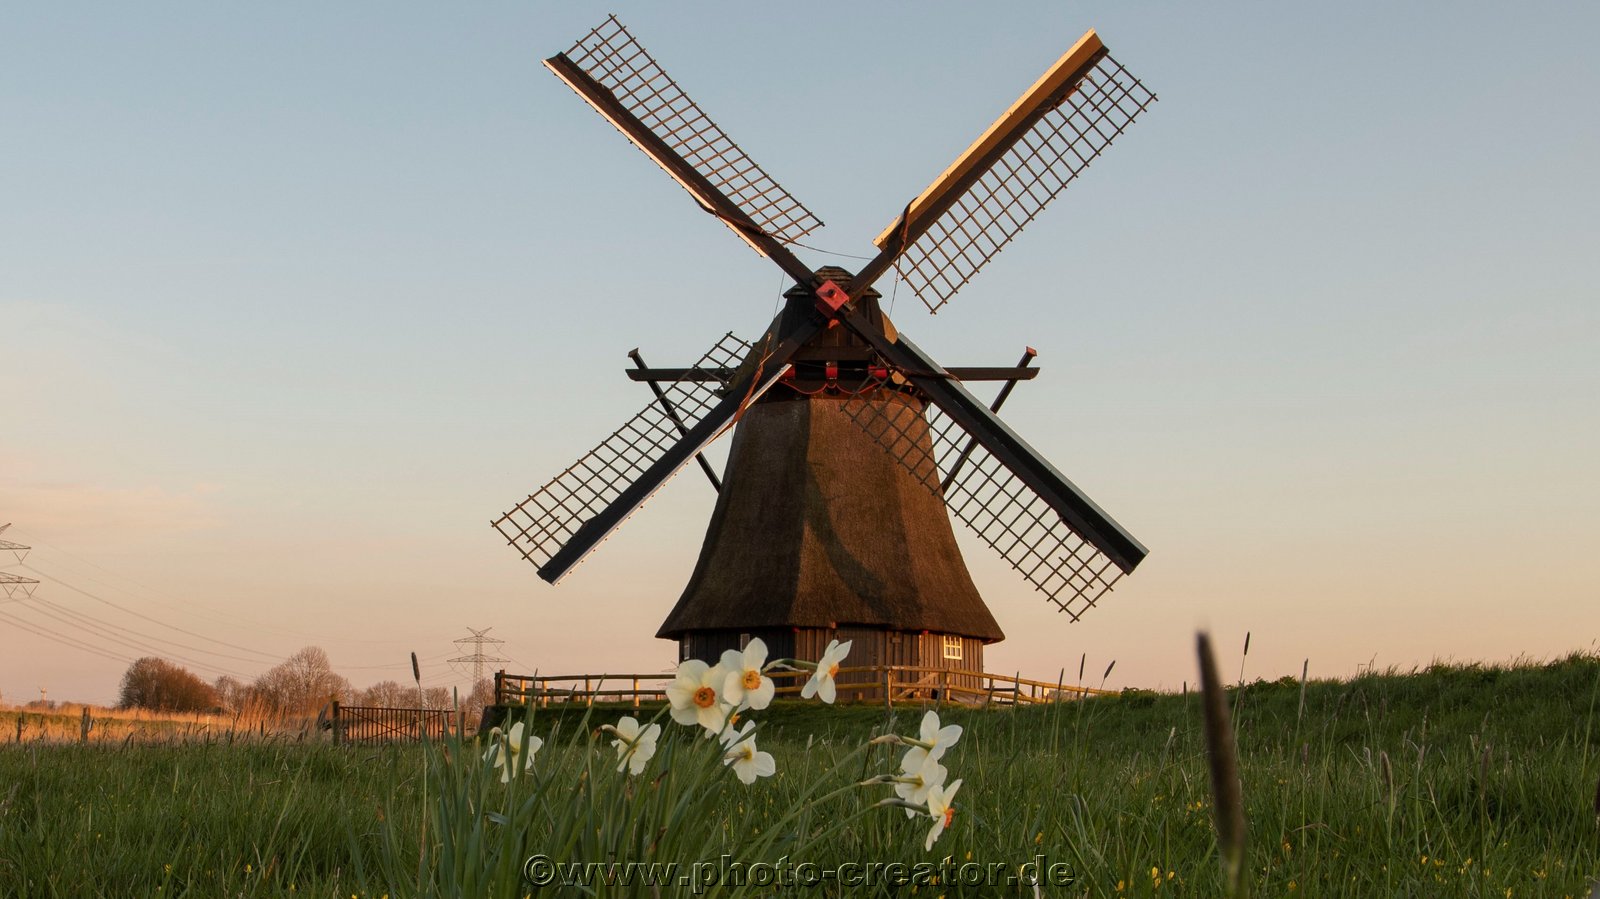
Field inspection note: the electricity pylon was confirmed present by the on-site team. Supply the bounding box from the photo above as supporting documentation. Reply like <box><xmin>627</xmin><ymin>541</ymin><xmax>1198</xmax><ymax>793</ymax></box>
<box><xmin>449</xmin><ymin>627</ymin><xmax>509</xmax><ymax>688</ymax></box>
<box><xmin>0</xmin><ymin>524</ymin><xmax>38</xmax><ymax>600</ymax></box>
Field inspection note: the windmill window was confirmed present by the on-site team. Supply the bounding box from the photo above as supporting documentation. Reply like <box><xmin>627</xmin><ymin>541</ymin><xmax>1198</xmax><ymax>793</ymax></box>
<box><xmin>942</xmin><ymin>636</ymin><xmax>963</xmax><ymax>661</ymax></box>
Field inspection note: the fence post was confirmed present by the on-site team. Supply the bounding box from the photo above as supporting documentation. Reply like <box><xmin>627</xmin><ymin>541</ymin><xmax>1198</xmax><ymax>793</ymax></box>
<box><xmin>80</xmin><ymin>707</ymin><xmax>91</xmax><ymax>743</ymax></box>
<box><xmin>632</xmin><ymin>677</ymin><xmax>640</xmax><ymax>709</ymax></box>
<box><xmin>882</xmin><ymin>666</ymin><xmax>893</xmax><ymax>710</ymax></box>
<box><xmin>494</xmin><ymin>669</ymin><xmax>504</xmax><ymax>706</ymax></box>
<box><xmin>937</xmin><ymin>670</ymin><xmax>947</xmax><ymax>709</ymax></box>
<box><xmin>15</xmin><ymin>713</ymin><xmax>22</xmax><ymax>743</ymax></box>
<box><xmin>331</xmin><ymin>700</ymin><xmax>342</xmax><ymax>745</ymax></box>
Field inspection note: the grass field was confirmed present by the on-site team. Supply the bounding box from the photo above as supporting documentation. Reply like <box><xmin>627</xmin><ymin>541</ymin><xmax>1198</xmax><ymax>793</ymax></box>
<box><xmin>1</xmin><ymin>653</ymin><xmax>1597</xmax><ymax>897</ymax></box>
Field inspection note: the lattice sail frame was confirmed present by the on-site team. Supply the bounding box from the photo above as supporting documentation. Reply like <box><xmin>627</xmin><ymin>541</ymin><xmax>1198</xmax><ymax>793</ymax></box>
<box><xmin>840</xmin><ymin>386</ymin><xmax>1124</xmax><ymax>619</ymax></box>
<box><xmin>493</xmin><ymin>332</ymin><xmax>755</xmax><ymax>574</ymax></box>
<box><xmin>893</xmin><ymin>55</ymin><xmax>1156</xmax><ymax>313</ymax></box>
<box><xmin>557</xmin><ymin>15</ymin><xmax>824</xmax><ymax>246</ymax></box>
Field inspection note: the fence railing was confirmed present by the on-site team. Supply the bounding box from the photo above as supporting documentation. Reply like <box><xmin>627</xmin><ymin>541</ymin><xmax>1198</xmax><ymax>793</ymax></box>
<box><xmin>494</xmin><ymin>666</ymin><xmax>1116</xmax><ymax>709</ymax></box>
<box><xmin>329</xmin><ymin>701</ymin><xmax>454</xmax><ymax>744</ymax></box>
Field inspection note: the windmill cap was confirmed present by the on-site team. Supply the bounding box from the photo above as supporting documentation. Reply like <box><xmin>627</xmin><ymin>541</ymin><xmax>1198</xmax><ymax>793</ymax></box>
<box><xmin>783</xmin><ymin>266</ymin><xmax>882</xmax><ymax>301</ymax></box>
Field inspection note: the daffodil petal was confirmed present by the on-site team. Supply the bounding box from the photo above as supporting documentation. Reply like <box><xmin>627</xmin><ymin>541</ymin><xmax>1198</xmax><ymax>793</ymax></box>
<box><xmin>753</xmin><ymin>750</ymin><xmax>776</xmax><ymax>778</ymax></box>
<box><xmin>748</xmin><ymin>677</ymin><xmax>775</xmax><ymax>711</ymax></box>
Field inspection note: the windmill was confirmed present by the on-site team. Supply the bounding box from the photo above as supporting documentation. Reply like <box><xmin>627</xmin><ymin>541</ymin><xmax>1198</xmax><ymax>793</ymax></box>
<box><xmin>494</xmin><ymin>16</ymin><xmax>1157</xmax><ymax>680</ymax></box>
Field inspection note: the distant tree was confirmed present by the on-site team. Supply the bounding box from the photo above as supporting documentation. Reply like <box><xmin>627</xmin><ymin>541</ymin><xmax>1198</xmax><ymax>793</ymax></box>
<box><xmin>355</xmin><ymin>681</ymin><xmax>455</xmax><ymax>710</ymax></box>
<box><xmin>118</xmin><ymin>657</ymin><xmax>218</xmax><ymax>712</ymax></box>
<box><xmin>252</xmin><ymin>646</ymin><xmax>352</xmax><ymax>715</ymax></box>
<box><xmin>357</xmin><ymin>680</ymin><xmax>411</xmax><ymax>708</ymax></box>
<box><xmin>463</xmin><ymin>677</ymin><xmax>495</xmax><ymax>731</ymax></box>
<box><xmin>212</xmin><ymin>675</ymin><xmax>248</xmax><ymax>712</ymax></box>
<box><xmin>468</xmin><ymin>677</ymin><xmax>494</xmax><ymax>708</ymax></box>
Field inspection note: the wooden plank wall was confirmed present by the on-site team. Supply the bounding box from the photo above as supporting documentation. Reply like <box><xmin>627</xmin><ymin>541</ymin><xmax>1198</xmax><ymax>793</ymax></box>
<box><xmin>681</xmin><ymin>627</ymin><xmax>988</xmax><ymax>700</ymax></box>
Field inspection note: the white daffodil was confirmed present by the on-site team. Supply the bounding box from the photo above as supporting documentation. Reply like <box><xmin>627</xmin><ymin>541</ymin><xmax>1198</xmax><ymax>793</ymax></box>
<box><xmin>484</xmin><ymin>721</ymin><xmax>542</xmax><ymax>783</ymax></box>
<box><xmin>899</xmin><ymin>710</ymin><xmax>964</xmax><ymax>773</ymax></box>
<box><xmin>894</xmin><ymin>752</ymin><xmax>949</xmax><ymax>818</ymax></box>
<box><xmin>720</xmin><ymin>720</ymin><xmax>776</xmax><ymax>785</ymax></box>
<box><xmin>603</xmin><ymin>716</ymin><xmax>661</xmax><ymax>776</ymax></box>
<box><xmin>800</xmin><ymin>639</ymin><xmax>853</xmax><ymax>704</ymax></box>
<box><xmin>720</xmin><ymin>638</ymin><xmax>776</xmax><ymax>711</ymax></box>
<box><xmin>665</xmin><ymin>658</ymin><xmax>732</xmax><ymax>737</ymax></box>
<box><xmin>924</xmin><ymin>778</ymin><xmax>963</xmax><ymax>851</ymax></box>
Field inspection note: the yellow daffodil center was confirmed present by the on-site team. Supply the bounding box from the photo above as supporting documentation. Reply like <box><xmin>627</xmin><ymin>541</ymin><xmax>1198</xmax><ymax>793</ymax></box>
<box><xmin>943</xmin><ymin>807</ymin><xmax>956</xmax><ymax>828</ymax></box>
<box><xmin>828</xmin><ymin>663</ymin><xmax>840</xmax><ymax>678</ymax></box>
<box><xmin>693</xmin><ymin>686</ymin><xmax>717</xmax><ymax>708</ymax></box>
<box><xmin>742</xmin><ymin>670</ymin><xmax>761</xmax><ymax>690</ymax></box>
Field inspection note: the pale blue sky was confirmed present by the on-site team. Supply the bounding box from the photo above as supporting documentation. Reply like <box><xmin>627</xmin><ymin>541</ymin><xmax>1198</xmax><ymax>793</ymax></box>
<box><xmin>3</xmin><ymin>2</ymin><xmax>1597</xmax><ymax>704</ymax></box>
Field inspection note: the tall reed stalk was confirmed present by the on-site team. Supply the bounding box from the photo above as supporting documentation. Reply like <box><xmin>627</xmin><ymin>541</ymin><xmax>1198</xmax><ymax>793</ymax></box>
<box><xmin>1198</xmin><ymin>631</ymin><xmax>1248</xmax><ymax>898</ymax></box>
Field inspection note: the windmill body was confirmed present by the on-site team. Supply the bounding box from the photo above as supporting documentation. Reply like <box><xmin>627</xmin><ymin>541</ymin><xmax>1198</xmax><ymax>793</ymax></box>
<box><xmin>495</xmin><ymin>17</ymin><xmax>1158</xmax><ymax>683</ymax></box>
<box><xmin>659</xmin><ymin>271</ymin><xmax>1003</xmax><ymax>682</ymax></box>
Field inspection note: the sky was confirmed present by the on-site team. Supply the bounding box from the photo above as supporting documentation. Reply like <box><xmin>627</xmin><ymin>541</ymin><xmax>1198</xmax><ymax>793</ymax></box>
<box><xmin>2</xmin><ymin>2</ymin><xmax>1597</xmax><ymax>706</ymax></box>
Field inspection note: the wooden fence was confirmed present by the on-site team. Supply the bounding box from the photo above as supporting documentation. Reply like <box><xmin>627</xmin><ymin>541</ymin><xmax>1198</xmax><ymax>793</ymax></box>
<box><xmin>328</xmin><ymin>701</ymin><xmax>453</xmax><ymax>744</ymax></box>
<box><xmin>495</xmin><ymin>666</ymin><xmax>1116</xmax><ymax>709</ymax></box>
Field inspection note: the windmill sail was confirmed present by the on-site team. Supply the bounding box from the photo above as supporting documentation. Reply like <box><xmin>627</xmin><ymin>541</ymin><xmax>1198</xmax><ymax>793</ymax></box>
<box><xmin>545</xmin><ymin>15</ymin><xmax>823</xmax><ymax>252</ymax></box>
<box><xmin>874</xmin><ymin>34</ymin><xmax>1156</xmax><ymax>312</ymax></box>
<box><xmin>493</xmin><ymin>332</ymin><xmax>756</xmax><ymax>578</ymax></box>
<box><xmin>840</xmin><ymin>373</ymin><xmax>1142</xmax><ymax>620</ymax></box>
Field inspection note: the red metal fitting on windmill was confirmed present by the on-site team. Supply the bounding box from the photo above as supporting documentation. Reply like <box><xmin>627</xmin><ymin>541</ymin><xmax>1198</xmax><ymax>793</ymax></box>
<box><xmin>814</xmin><ymin>280</ymin><xmax>850</xmax><ymax>316</ymax></box>
<box><xmin>825</xmin><ymin>362</ymin><xmax>839</xmax><ymax>382</ymax></box>
<box><xmin>870</xmin><ymin>365</ymin><xmax>888</xmax><ymax>381</ymax></box>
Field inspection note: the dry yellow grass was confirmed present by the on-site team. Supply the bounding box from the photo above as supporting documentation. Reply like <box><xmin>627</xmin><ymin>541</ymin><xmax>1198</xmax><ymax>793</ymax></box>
<box><xmin>0</xmin><ymin>701</ymin><xmax>320</xmax><ymax>744</ymax></box>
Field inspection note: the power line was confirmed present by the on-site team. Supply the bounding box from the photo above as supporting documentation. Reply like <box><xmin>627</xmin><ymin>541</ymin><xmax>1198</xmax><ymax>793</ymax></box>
<box><xmin>341</xmin><ymin>652</ymin><xmax>456</xmax><ymax>671</ymax></box>
<box><xmin>21</xmin><ymin>565</ymin><xmax>287</xmax><ymax>662</ymax></box>
<box><xmin>0</xmin><ymin>609</ymin><xmax>134</xmax><ymax>665</ymax></box>
<box><xmin>16</xmin><ymin>600</ymin><xmax>255</xmax><ymax>680</ymax></box>
<box><xmin>8</xmin><ymin>529</ymin><xmax>410</xmax><ymax>645</ymax></box>
<box><xmin>3</xmin><ymin>530</ymin><xmax>501</xmax><ymax>687</ymax></box>
<box><xmin>30</xmin><ymin>597</ymin><xmax>272</xmax><ymax>667</ymax></box>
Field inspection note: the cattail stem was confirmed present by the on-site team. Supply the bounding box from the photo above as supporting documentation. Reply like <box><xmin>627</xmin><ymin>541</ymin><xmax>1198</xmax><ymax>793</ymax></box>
<box><xmin>1198</xmin><ymin>631</ymin><xmax>1248</xmax><ymax>899</ymax></box>
<box><xmin>410</xmin><ymin>651</ymin><xmax>426</xmax><ymax>883</ymax></box>
<box><xmin>1296</xmin><ymin>659</ymin><xmax>1309</xmax><ymax>725</ymax></box>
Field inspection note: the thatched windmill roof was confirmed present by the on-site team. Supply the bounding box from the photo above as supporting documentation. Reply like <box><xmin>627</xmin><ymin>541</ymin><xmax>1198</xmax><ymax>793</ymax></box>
<box><xmin>657</xmin><ymin>390</ymin><xmax>1004</xmax><ymax>642</ymax></box>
